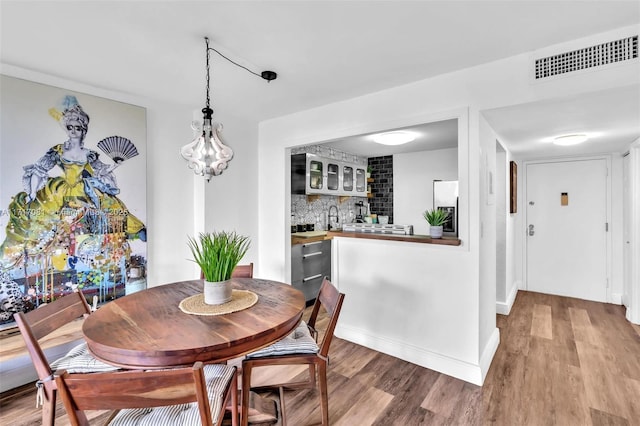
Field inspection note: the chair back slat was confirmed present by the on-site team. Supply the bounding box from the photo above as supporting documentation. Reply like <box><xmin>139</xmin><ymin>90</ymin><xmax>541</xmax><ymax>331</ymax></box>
<box><xmin>200</xmin><ymin>263</ymin><xmax>254</xmax><ymax>279</ymax></box>
<box><xmin>231</xmin><ymin>263</ymin><xmax>254</xmax><ymax>278</ymax></box>
<box><xmin>19</xmin><ymin>292</ymin><xmax>91</xmax><ymax>340</ymax></box>
<box><xmin>309</xmin><ymin>277</ymin><xmax>345</xmax><ymax>357</ymax></box>
<box><xmin>14</xmin><ymin>292</ymin><xmax>93</xmax><ymax>405</ymax></box>
<box><xmin>56</xmin><ymin>362</ymin><xmax>214</xmax><ymax>425</ymax></box>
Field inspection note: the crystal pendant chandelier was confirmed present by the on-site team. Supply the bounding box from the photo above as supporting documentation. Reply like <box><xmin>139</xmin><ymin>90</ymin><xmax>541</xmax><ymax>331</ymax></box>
<box><xmin>181</xmin><ymin>37</ymin><xmax>277</xmax><ymax>182</ymax></box>
<box><xmin>181</xmin><ymin>37</ymin><xmax>233</xmax><ymax>182</ymax></box>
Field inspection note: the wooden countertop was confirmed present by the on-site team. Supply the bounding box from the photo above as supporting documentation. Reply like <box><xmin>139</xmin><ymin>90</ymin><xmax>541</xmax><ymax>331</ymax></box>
<box><xmin>291</xmin><ymin>231</ymin><xmax>333</xmax><ymax>245</ymax></box>
<box><xmin>292</xmin><ymin>230</ymin><xmax>461</xmax><ymax>246</ymax></box>
<box><xmin>327</xmin><ymin>230</ymin><xmax>461</xmax><ymax>245</ymax></box>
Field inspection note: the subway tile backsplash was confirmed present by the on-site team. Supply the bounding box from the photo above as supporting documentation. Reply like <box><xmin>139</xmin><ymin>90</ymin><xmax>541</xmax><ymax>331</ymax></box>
<box><xmin>368</xmin><ymin>156</ymin><xmax>394</xmax><ymax>223</ymax></box>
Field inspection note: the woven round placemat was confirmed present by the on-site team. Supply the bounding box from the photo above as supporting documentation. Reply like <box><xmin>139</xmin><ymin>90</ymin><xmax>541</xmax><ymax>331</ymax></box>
<box><xmin>179</xmin><ymin>290</ymin><xmax>258</xmax><ymax>316</ymax></box>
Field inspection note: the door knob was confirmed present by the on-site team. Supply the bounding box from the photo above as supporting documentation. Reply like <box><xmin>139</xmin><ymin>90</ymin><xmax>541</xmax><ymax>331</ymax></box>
<box><xmin>528</xmin><ymin>224</ymin><xmax>535</xmax><ymax>236</ymax></box>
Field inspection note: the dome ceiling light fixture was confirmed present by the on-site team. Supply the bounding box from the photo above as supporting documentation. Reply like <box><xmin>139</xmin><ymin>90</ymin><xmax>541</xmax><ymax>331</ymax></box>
<box><xmin>552</xmin><ymin>133</ymin><xmax>589</xmax><ymax>146</ymax></box>
<box><xmin>371</xmin><ymin>131</ymin><xmax>416</xmax><ymax>146</ymax></box>
<box><xmin>181</xmin><ymin>36</ymin><xmax>277</xmax><ymax>182</ymax></box>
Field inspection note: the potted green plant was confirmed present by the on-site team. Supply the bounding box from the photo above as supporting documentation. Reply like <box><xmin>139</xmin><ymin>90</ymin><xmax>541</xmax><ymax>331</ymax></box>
<box><xmin>423</xmin><ymin>208</ymin><xmax>449</xmax><ymax>239</ymax></box>
<box><xmin>187</xmin><ymin>231</ymin><xmax>250</xmax><ymax>305</ymax></box>
<box><xmin>366</xmin><ymin>165</ymin><xmax>372</xmax><ymax>178</ymax></box>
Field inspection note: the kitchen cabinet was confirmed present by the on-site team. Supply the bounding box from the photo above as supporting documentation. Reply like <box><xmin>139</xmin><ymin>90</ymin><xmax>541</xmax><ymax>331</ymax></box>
<box><xmin>308</xmin><ymin>157</ymin><xmax>323</xmax><ymax>190</ymax></box>
<box><xmin>343</xmin><ymin>165</ymin><xmax>354</xmax><ymax>192</ymax></box>
<box><xmin>291</xmin><ymin>153</ymin><xmax>366</xmax><ymax>197</ymax></box>
<box><xmin>291</xmin><ymin>239</ymin><xmax>331</xmax><ymax>304</ymax></box>
<box><xmin>356</xmin><ymin>168</ymin><xmax>366</xmax><ymax>193</ymax></box>
<box><xmin>327</xmin><ymin>162</ymin><xmax>339</xmax><ymax>190</ymax></box>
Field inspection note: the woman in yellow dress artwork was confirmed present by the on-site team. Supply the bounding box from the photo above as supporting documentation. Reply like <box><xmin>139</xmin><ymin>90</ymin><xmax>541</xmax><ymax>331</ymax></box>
<box><xmin>0</xmin><ymin>96</ymin><xmax>145</xmax><ymax>316</ymax></box>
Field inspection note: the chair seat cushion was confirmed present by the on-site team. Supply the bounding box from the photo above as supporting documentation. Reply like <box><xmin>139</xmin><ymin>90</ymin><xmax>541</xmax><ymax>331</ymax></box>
<box><xmin>246</xmin><ymin>321</ymin><xmax>319</xmax><ymax>358</ymax></box>
<box><xmin>50</xmin><ymin>342</ymin><xmax>120</xmax><ymax>373</ymax></box>
<box><xmin>108</xmin><ymin>364</ymin><xmax>236</xmax><ymax>426</ymax></box>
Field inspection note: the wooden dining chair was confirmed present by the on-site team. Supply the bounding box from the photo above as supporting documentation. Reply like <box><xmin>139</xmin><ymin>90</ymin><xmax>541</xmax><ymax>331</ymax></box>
<box><xmin>231</xmin><ymin>263</ymin><xmax>254</xmax><ymax>278</ymax></box>
<box><xmin>55</xmin><ymin>361</ymin><xmax>238</xmax><ymax>426</ymax></box>
<box><xmin>14</xmin><ymin>291</ymin><xmax>118</xmax><ymax>426</ymax></box>
<box><xmin>200</xmin><ymin>263</ymin><xmax>254</xmax><ymax>279</ymax></box>
<box><xmin>241</xmin><ymin>277</ymin><xmax>345</xmax><ymax>426</ymax></box>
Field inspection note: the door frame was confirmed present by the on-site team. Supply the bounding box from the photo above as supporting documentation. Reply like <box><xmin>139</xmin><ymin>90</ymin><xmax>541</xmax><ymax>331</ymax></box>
<box><xmin>625</xmin><ymin>141</ymin><xmax>640</xmax><ymax>324</ymax></box>
<box><xmin>522</xmin><ymin>154</ymin><xmax>612</xmax><ymax>303</ymax></box>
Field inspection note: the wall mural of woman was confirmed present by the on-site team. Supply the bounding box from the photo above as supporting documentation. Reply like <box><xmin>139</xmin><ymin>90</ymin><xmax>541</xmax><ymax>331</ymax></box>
<box><xmin>0</xmin><ymin>77</ymin><xmax>147</xmax><ymax>328</ymax></box>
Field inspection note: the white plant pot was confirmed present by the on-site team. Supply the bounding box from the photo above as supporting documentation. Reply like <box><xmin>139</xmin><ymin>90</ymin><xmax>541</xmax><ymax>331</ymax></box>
<box><xmin>204</xmin><ymin>280</ymin><xmax>232</xmax><ymax>305</ymax></box>
<box><xmin>430</xmin><ymin>225</ymin><xmax>444</xmax><ymax>239</ymax></box>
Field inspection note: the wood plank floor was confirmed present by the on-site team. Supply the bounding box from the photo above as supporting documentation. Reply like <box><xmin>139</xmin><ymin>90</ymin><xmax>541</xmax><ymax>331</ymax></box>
<box><xmin>1</xmin><ymin>291</ymin><xmax>639</xmax><ymax>425</ymax></box>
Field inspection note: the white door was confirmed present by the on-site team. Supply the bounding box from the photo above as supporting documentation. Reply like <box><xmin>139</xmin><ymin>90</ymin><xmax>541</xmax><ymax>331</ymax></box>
<box><xmin>526</xmin><ymin>159</ymin><xmax>608</xmax><ymax>302</ymax></box>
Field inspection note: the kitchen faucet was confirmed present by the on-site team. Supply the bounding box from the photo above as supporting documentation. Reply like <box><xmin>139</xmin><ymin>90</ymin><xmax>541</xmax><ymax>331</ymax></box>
<box><xmin>328</xmin><ymin>205</ymin><xmax>339</xmax><ymax>230</ymax></box>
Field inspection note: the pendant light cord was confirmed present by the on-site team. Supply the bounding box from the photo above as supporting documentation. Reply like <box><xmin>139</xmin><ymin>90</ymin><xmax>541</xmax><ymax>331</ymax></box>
<box><xmin>203</xmin><ymin>36</ymin><xmax>276</xmax><ymax>103</ymax></box>
<box><xmin>209</xmin><ymin>45</ymin><xmax>265</xmax><ymax>80</ymax></box>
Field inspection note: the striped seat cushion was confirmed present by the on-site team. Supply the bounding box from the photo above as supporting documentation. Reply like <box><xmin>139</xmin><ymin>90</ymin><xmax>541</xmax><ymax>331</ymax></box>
<box><xmin>246</xmin><ymin>321</ymin><xmax>319</xmax><ymax>358</ymax></box>
<box><xmin>50</xmin><ymin>342</ymin><xmax>120</xmax><ymax>373</ymax></box>
<box><xmin>108</xmin><ymin>364</ymin><xmax>235</xmax><ymax>426</ymax></box>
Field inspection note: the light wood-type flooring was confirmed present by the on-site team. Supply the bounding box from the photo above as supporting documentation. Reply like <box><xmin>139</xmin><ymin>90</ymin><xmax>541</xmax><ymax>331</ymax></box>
<box><xmin>1</xmin><ymin>291</ymin><xmax>639</xmax><ymax>425</ymax></box>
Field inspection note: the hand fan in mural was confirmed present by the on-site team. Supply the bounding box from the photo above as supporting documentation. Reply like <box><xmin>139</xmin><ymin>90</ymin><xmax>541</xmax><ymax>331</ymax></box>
<box><xmin>97</xmin><ymin>136</ymin><xmax>139</xmax><ymax>163</ymax></box>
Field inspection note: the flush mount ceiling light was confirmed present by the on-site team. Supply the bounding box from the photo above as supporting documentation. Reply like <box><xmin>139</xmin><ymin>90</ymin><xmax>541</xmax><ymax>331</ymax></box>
<box><xmin>372</xmin><ymin>131</ymin><xmax>416</xmax><ymax>146</ymax></box>
<box><xmin>181</xmin><ymin>37</ymin><xmax>277</xmax><ymax>182</ymax></box>
<box><xmin>552</xmin><ymin>134</ymin><xmax>588</xmax><ymax>146</ymax></box>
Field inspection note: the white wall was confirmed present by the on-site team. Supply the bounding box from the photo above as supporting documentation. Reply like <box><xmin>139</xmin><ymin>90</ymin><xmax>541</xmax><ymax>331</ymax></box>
<box><xmin>478</xmin><ymin>116</ymin><xmax>497</xmax><ymax>362</ymax></box>
<box><xmin>259</xmin><ymin>102</ymin><xmax>481</xmax><ymax>379</ymax></box>
<box><xmin>610</xmin><ymin>153</ymin><xmax>626</xmax><ymax>303</ymax></box>
<box><xmin>145</xmin><ymin>101</ymin><xmax>199</xmax><ymax>285</ymax></box>
<box><xmin>505</xmin><ymin>154</ymin><xmax>519</xmax><ymax>312</ymax></box>
<box><xmin>487</xmin><ymin>128</ymin><xmax>519</xmax><ymax>315</ymax></box>
<box><xmin>201</xmin><ymin>110</ymin><xmax>260</xmax><ymax>275</ymax></box>
<box><xmin>394</xmin><ymin>147</ymin><xmax>458</xmax><ymax>235</ymax></box>
<box><xmin>332</xmin><ymin>236</ymin><xmax>492</xmax><ymax>385</ymax></box>
<box><xmin>496</xmin><ymin>149</ymin><xmax>507</xmax><ymax>303</ymax></box>
<box><xmin>514</xmin><ymin>154</ymin><xmax>525</xmax><ymax>296</ymax></box>
<box><xmin>257</xmin><ymin>26</ymin><xmax>638</xmax><ymax>381</ymax></box>
<box><xmin>624</xmin><ymin>139</ymin><xmax>640</xmax><ymax>324</ymax></box>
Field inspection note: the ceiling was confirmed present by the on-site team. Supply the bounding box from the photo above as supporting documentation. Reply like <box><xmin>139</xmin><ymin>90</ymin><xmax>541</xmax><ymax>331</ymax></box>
<box><xmin>322</xmin><ymin>119</ymin><xmax>458</xmax><ymax>157</ymax></box>
<box><xmin>1</xmin><ymin>1</ymin><xmax>639</xmax><ymax>159</ymax></box>
<box><xmin>483</xmin><ymin>85</ymin><xmax>640</xmax><ymax>159</ymax></box>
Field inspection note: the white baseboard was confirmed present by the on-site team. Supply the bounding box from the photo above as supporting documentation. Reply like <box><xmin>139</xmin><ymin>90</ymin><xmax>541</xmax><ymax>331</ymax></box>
<box><xmin>335</xmin><ymin>324</ymin><xmax>490</xmax><ymax>386</ymax></box>
<box><xmin>479</xmin><ymin>328</ymin><xmax>500</xmax><ymax>383</ymax></box>
<box><xmin>496</xmin><ymin>284</ymin><xmax>519</xmax><ymax>315</ymax></box>
<box><xmin>611</xmin><ymin>293</ymin><xmax>622</xmax><ymax>305</ymax></box>
<box><xmin>0</xmin><ymin>354</ymin><xmax>40</xmax><ymax>393</ymax></box>
<box><xmin>626</xmin><ymin>306</ymin><xmax>640</xmax><ymax>325</ymax></box>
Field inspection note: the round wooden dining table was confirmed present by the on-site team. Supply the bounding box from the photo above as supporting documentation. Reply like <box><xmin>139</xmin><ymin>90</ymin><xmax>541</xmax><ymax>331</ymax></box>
<box><xmin>82</xmin><ymin>278</ymin><xmax>306</xmax><ymax>369</ymax></box>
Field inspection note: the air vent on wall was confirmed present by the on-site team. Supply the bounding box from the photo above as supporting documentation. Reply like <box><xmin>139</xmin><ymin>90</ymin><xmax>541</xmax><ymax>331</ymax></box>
<box><xmin>535</xmin><ymin>35</ymin><xmax>638</xmax><ymax>79</ymax></box>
